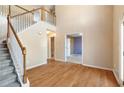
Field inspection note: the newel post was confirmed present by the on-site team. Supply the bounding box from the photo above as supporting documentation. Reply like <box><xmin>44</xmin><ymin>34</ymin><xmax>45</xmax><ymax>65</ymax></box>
<box><xmin>23</xmin><ymin>47</ymin><xmax>27</xmax><ymax>83</ymax></box>
<box><xmin>41</xmin><ymin>7</ymin><xmax>46</xmax><ymax>21</ymax></box>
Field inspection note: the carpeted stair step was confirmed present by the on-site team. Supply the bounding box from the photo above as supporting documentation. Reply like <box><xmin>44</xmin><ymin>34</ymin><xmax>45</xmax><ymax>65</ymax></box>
<box><xmin>0</xmin><ymin>40</ymin><xmax>21</xmax><ymax>87</ymax></box>
<box><xmin>5</xmin><ymin>82</ymin><xmax>21</xmax><ymax>87</ymax></box>
<box><xmin>0</xmin><ymin>50</ymin><xmax>9</xmax><ymax>54</ymax></box>
<box><xmin>0</xmin><ymin>53</ymin><xmax>10</xmax><ymax>57</ymax></box>
<box><xmin>0</xmin><ymin>66</ymin><xmax>14</xmax><ymax>77</ymax></box>
<box><xmin>0</xmin><ymin>48</ymin><xmax>8</xmax><ymax>51</ymax></box>
<box><xmin>0</xmin><ymin>43</ymin><xmax>7</xmax><ymax>48</ymax></box>
<box><xmin>0</xmin><ymin>54</ymin><xmax>10</xmax><ymax>60</ymax></box>
<box><xmin>0</xmin><ymin>60</ymin><xmax>11</xmax><ymax>68</ymax></box>
<box><xmin>0</xmin><ymin>73</ymin><xmax>17</xmax><ymax>87</ymax></box>
<box><xmin>0</xmin><ymin>56</ymin><xmax>11</xmax><ymax>61</ymax></box>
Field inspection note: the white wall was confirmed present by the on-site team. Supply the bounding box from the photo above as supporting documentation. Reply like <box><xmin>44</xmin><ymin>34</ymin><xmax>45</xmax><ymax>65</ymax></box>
<box><xmin>113</xmin><ymin>6</ymin><xmax>124</xmax><ymax>83</ymax></box>
<box><xmin>18</xmin><ymin>21</ymin><xmax>56</xmax><ymax>69</ymax></box>
<box><xmin>0</xmin><ymin>15</ymin><xmax>7</xmax><ymax>41</ymax></box>
<box><xmin>55</xmin><ymin>5</ymin><xmax>113</xmax><ymax>69</ymax></box>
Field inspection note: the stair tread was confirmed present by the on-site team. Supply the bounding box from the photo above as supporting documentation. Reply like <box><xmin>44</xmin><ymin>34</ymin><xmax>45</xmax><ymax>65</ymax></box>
<box><xmin>0</xmin><ymin>47</ymin><xmax>7</xmax><ymax>49</ymax></box>
<box><xmin>0</xmin><ymin>59</ymin><xmax>11</xmax><ymax>63</ymax></box>
<box><xmin>0</xmin><ymin>73</ymin><xmax>16</xmax><ymax>81</ymax></box>
<box><xmin>0</xmin><ymin>43</ymin><xmax>7</xmax><ymax>45</ymax></box>
<box><xmin>0</xmin><ymin>43</ymin><xmax>7</xmax><ymax>44</ymax></box>
<box><xmin>0</xmin><ymin>48</ymin><xmax>8</xmax><ymax>51</ymax></box>
<box><xmin>0</xmin><ymin>42</ymin><xmax>7</xmax><ymax>44</ymax></box>
<box><xmin>0</xmin><ymin>61</ymin><xmax>11</xmax><ymax>68</ymax></box>
<box><xmin>0</xmin><ymin>50</ymin><xmax>8</xmax><ymax>52</ymax></box>
<box><xmin>5</xmin><ymin>82</ymin><xmax>20</xmax><ymax>87</ymax></box>
<box><xmin>0</xmin><ymin>57</ymin><xmax>10</xmax><ymax>61</ymax></box>
<box><xmin>0</xmin><ymin>53</ymin><xmax>9</xmax><ymax>56</ymax></box>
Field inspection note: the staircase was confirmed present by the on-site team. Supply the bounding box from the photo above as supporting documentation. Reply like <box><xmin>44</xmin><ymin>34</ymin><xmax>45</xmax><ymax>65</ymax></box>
<box><xmin>0</xmin><ymin>5</ymin><xmax>56</xmax><ymax>87</ymax></box>
<box><xmin>0</xmin><ymin>41</ymin><xmax>21</xmax><ymax>87</ymax></box>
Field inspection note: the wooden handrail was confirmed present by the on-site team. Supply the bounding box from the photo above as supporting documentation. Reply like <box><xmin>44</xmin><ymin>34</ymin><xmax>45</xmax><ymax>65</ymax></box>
<box><xmin>11</xmin><ymin>7</ymin><xmax>56</xmax><ymax>18</ymax></box>
<box><xmin>8</xmin><ymin>20</ymin><xmax>24</xmax><ymax>51</ymax></box>
<box><xmin>7</xmin><ymin>15</ymin><xmax>27</xmax><ymax>83</ymax></box>
<box><xmin>15</xmin><ymin>5</ymin><xmax>33</xmax><ymax>13</ymax></box>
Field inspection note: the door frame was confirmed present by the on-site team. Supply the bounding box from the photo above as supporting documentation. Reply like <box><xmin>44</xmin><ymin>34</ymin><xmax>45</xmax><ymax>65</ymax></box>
<box><xmin>47</xmin><ymin>30</ymin><xmax>56</xmax><ymax>60</ymax></box>
<box><xmin>64</xmin><ymin>32</ymin><xmax>84</xmax><ymax>65</ymax></box>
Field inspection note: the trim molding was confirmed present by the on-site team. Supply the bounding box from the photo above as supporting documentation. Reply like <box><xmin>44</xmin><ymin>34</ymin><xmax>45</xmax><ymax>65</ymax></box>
<box><xmin>113</xmin><ymin>69</ymin><xmax>123</xmax><ymax>87</ymax></box>
<box><xmin>27</xmin><ymin>62</ymin><xmax>47</xmax><ymax>70</ymax></box>
<box><xmin>55</xmin><ymin>58</ymin><xmax>112</xmax><ymax>71</ymax></box>
<box><xmin>55</xmin><ymin>59</ymin><xmax>66</xmax><ymax>63</ymax></box>
<box><xmin>83</xmin><ymin>63</ymin><xmax>112</xmax><ymax>71</ymax></box>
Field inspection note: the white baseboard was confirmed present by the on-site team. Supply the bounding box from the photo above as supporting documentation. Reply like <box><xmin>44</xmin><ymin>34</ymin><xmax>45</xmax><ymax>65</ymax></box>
<box><xmin>113</xmin><ymin>69</ymin><xmax>123</xmax><ymax>87</ymax></box>
<box><xmin>83</xmin><ymin>63</ymin><xmax>112</xmax><ymax>71</ymax></box>
<box><xmin>55</xmin><ymin>58</ymin><xmax>66</xmax><ymax>62</ymax></box>
<box><xmin>27</xmin><ymin>62</ymin><xmax>47</xmax><ymax>70</ymax></box>
<box><xmin>55</xmin><ymin>58</ymin><xmax>112</xmax><ymax>71</ymax></box>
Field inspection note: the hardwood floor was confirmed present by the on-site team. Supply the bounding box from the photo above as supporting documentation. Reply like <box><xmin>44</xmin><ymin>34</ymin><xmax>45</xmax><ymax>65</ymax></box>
<box><xmin>27</xmin><ymin>60</ymin><xmax>119</xmax><ymax>87</ymax></box>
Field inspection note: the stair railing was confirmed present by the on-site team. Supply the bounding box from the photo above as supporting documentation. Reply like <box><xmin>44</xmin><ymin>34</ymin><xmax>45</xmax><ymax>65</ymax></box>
<box><xmin>10</xmin><ymin>6</ymin><xmax>56</xmax><ymax>33</ymax></box>
<box><xmin>7</xmin><ymin>14</ymin><xmax>27</xmax><ymax>83</ymax></box>
<box><xmin>7</xmin><ymin>5</ymin><xmax>28</xmax><ymax>84</ymax></box>
<box><xmin>1</xmin><ymin>5</ymin><xmax>56</xmax><ymax>84</ymax></box>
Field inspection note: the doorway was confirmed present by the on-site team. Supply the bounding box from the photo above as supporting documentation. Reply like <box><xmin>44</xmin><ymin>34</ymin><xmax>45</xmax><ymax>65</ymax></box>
<box><xmin>47</xmin><ymin>30</ymin><xmax>56</xmax><ymax>60</ymax></box>
<box><xmin>65</xmin><ymin>33</ymin><xmax>83</xmax><ymax>64</ymax></box>
<box><xmin>51</xmin><ymin>37</ymin><xmax>55</xmax><ymax>58</ymax></box>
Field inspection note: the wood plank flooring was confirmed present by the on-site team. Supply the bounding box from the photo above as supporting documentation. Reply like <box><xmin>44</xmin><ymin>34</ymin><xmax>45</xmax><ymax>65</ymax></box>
<box><xmin>27</xmin><ymin>60</ymin><xmax>119</xmax><ymax>87</ymax></box>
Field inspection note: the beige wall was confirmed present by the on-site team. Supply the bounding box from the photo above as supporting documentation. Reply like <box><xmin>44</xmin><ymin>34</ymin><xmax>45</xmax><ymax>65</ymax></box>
<box><xmin>18</xmin><ymin>21</ymin><xmax>56</xmax><ymax>69</ymax></box>
<box><xmin>113</xmin><ymin>6</ymin><xmax>124</xmax><ymax>82</ymax></box>
<box><xmin>55</xmin><ymin>5</ymin><xmax>113</xmax><ymax>69</ymax></box>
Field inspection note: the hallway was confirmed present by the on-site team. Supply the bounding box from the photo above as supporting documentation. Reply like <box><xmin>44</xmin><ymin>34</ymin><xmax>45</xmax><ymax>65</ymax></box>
<box><xmin>27</xmin><ymin>60</ymin><xmax>119</xmax><ymax>87</ymax></box>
